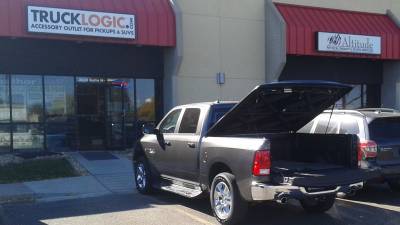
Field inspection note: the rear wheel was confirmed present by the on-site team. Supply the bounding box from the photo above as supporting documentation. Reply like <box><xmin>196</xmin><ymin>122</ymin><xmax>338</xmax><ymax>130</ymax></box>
<box><xmin>134</xmin><ymin>157</ymin><xmax>153</xmax><ymax>194</ymax></box>
<box><xmin>388</xmin><ymin>179</ymin><xmax>400</xmax><ymax>192</ymax></box>
<box><xmin>210</xmin><ymin>173</ymin><xmax>248</xmax><ymax>225</ymax></box>
<box><xmin>300</xmin><ymin>195</ymin><xmax>336</xmax><ymax>213</ymax></box>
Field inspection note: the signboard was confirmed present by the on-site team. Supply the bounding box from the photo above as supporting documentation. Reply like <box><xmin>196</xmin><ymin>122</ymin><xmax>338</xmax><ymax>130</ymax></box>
<box><xmin>27</xmin><ymin>6</ymin><xmax>135</xmax><ymax>39</ymax></box>
<box><xmin>317</xmin><ymin>32</ymin><xmax>381</xmax><ymax>55</ymax></box>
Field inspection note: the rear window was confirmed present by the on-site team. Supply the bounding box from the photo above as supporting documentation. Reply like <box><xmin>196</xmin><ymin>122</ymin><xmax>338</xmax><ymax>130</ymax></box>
<box><xmin>297</xmin><ymin>121</ymin><xmax>314</xmax><ymax>133</ymax></box>
<box><xmin>339</xmin><ymin>120</ymin><xmax>359</xmax><ymax>134</ymax></box>
<box><xmin>314</xmin><ymin>117</ymin><xmax>339</xmax><ymax>134</ymax></box>
<box><xmin>179</xmin><ymin>108</ymin><xmax>201</xmax><ymax>134</ymax></box>
<box><xmin>369</xmin><ymin>117</ymin><xmax>400</xmax><ymax>140</ymax></box>
<box><xmin>208</xmin><ymin>104</ymin><xmax>235</xmax><ymax>129</ymax></box>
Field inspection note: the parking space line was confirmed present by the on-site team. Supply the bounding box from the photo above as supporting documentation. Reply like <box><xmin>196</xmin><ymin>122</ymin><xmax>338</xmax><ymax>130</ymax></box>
<box><xmin>170</xmin><ymin>207</ymin><xmax>215</xmax><ymax>225</ymax></box>
<box><xmin>337</xmin><ymin>198</ymin><xmax>400</xmax><ymax>213</ymax></box>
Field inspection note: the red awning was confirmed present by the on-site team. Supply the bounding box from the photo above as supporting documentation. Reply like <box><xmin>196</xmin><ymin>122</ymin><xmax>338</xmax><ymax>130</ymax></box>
<box><xmin>275</xmin><ymin>3</ymin><xmax>400</xmax><ymax>60</ymax></box>
<box><xmin>0</xmin><ymin>0</ymin><xmax>175</xmax><ymax>47</ymax></box>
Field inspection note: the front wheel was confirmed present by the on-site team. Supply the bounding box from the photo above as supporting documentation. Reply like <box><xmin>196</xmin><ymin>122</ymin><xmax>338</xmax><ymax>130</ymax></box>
<box><xmin>388</xmin><ymin>179</ymin><xmax>400</xmax><ymax>192</ymax></box>
<box><xmin>300</xmin><ymin>195</ymin><xmax>336</xmax><ymax>213</ymax></box>
<box><xmin>210</xmin><ymin>173</ymin><xmax>248</xmax><ymax>225</ymax></box>
<box><xmin>134</xmin><ymin>157</ymin><xmax>153</xmax><ymax>194</ymax></box>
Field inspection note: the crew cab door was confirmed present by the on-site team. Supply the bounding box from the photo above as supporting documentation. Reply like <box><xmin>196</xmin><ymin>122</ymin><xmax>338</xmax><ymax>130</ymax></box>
<box><xmin>171</xmin><ymin>108</ymin><xmax>203</xmax><ymax>182</ymax></box>
<box><xmin>149</xmin><ymin>108</ymin><xmax>183</xmax><ymax>176</ymax></box>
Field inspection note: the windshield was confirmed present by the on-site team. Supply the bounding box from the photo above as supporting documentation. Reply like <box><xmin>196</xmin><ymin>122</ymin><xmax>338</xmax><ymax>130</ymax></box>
<box><xmin>369</xmin><ymin>117</ymin><xmax>400</xmax><ymax>140</ymax></box>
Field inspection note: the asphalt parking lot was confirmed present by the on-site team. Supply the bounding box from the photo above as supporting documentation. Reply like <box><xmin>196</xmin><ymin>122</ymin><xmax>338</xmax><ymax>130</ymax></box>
<box><xmin>1</xmin><ymin>184</ymin><xmax>400</xmax><ymax>225</ymax></box>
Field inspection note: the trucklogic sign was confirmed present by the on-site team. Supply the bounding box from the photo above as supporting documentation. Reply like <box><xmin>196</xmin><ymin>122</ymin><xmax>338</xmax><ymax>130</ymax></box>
<box><xmin>27</xmin><ymin>6</ymin><xmax>135</xmax><ymax>39</ymax></box>
<box><xmin>317</xmin><ymin>32</ymin><xmax>381</xmax><ymax>55</ymax></box>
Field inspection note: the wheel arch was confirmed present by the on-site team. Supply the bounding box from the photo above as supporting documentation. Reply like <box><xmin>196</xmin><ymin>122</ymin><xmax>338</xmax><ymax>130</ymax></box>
<box><xmin>208</xmin><ymin>162</ymin><xmax>233</xmax><ymax>188</ymax></box>
<box><xmin>133</xmin><ymin>141</ymin><xmax>145</xmax><ymax>162</ymax></box>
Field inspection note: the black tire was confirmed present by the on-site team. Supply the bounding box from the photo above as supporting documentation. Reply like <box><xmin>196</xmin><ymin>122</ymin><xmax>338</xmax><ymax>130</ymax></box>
<box><xmin>300</xmin><ymin>195</ymin><xmax>336</xmax><ymax>213</ymax></box>
<box><xmin>210</xmin><ymin>173</ymin><xmax>248</xmax><ymax>225</ymax></box>
<box><xmin>134</xmin><ymin>157</ymin><xmax>153</xmax><ymax>194</ymax></box>
<box><xmin>388</xmin><ymin>179</ymin><xmax>400</xmax><ymax>192</ymax></box>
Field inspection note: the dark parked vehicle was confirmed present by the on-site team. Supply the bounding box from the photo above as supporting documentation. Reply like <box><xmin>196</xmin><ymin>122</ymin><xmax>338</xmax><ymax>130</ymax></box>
<box><xmin>133</xmin><ymin>81</ymin><xmax>372</xmax><ymax>225</ymax></box>
<box><xmin>299</xmin><ymin>108</ymin><xmax>400</xmax><ymax>191</ymax></box>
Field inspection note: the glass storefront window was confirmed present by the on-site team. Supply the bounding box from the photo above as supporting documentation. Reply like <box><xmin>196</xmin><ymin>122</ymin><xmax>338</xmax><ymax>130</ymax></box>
<box><xmin>0</xmin><ymin>75</ymin><xmax>10</xmax><ymax>123</ymax></box>
<box><xmin>3</xmin><ymin>75</ymin><xmax>159</xmax><ymax>152</ymax></box>
<box><xmin>336</xmin><ymin>85</ymin><xmax>367</xmax><ymax>109</ymax></box>
<box><xmin>136</xmin><ymin>79</ymin><xmax>155</xmax><ymax>122</ymax></box>
<box><xmin>13</xmin><ymin>124</ymin><xmax>44</xmax><ymax>150</ymax></box>
<box><xmin>125</xmin><ymin>79</ymin><xmax>135</xmax><ymax>123</ymax></box>
<box><xmin>0</xmin><ymin>125</ymin><xmax>10</xmax><ymax>152</ymax></box>
<box><xmin>11</xmin><ymin>75</ymin><xmax>44</xmax><ymax>123</ymax></box>
<box><xmin>46</xmin><ymin>123</ymin><xmax>76</xmax><ymax>152</ymax></box>
<box><xmin>45</xmin><ymin>76</ymin><xmax>75</xmax><ymax>123</ymax></box>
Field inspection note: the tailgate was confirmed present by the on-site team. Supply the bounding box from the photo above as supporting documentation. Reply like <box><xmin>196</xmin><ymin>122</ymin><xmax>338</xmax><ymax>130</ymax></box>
<box><xmin>272</xmin><ymin>166</ymin><xmax>376</xmax><ymax>187</ymax></box>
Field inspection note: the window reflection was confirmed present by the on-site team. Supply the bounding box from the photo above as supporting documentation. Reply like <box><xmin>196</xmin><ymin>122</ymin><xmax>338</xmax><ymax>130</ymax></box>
<box><xmin>45</xmin><ymin>76</ymin><xmax>75</xmax><ymax>123</ymax></box>
<box><xmin>12</xmin><ymin>75</ymin><xmax>44</xmax><ymax>123</ymax></box>
<box><xmin>125</xmin><ymin>79</ymin><xmax>135</xmax><ymax>123</ymax></box>
<box><xmin>0</xmin><ymin>125</ymin><xmax>10</xmax><ymax>152</ymax></box>
<box><xmin>0</xmin><ymin>75</ymin><xmax>10</xmax><ymax>123</ymax></box>
<box><xmin>136</xmin><ymin>79</ymin><xmax>155</xmax><ymax>122</ymax></box>
<box><xmin>13</xmin><ymin>124</ymin><xmax>44</xmax><ymax>150</ymax></box>
<box><xmin>46</xmin><ymin>123</ymin><xmax>76</xmax><ymax>152</ymax></box>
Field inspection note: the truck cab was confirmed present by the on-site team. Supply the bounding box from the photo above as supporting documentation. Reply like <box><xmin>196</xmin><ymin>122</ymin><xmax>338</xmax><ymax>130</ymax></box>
<box><xmin>139</xmin><ymin>102</ymin><xmax>235</xmax><ymax>184</ymax></box>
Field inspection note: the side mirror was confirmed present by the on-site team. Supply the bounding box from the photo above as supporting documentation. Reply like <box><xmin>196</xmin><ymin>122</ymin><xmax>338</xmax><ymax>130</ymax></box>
<box><xmin>142</xmin><ymin>123</ymin><xmax>157</xmax><ymax>135</ymax></box>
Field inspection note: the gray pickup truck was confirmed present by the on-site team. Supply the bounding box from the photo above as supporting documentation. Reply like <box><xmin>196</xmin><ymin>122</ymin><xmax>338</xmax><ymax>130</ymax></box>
<box><xmin>133</xmin><ymin>81</ymin><xmax>370</xmax><ymax>225</ymax></box>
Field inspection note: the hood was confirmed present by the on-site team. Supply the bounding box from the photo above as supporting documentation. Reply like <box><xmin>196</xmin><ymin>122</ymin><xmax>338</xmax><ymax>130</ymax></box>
<box><xmin>207</xmin><ymin>81</ymin><xmax>352</xmax><ymax>136</ymax></box>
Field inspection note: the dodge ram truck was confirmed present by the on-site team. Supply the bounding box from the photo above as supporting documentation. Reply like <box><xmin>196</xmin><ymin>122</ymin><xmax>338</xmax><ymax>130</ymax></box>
<box><xmin>133</xmin><ymin>81</ymin><xmax>371</xmax><ymax>225</ymax></box>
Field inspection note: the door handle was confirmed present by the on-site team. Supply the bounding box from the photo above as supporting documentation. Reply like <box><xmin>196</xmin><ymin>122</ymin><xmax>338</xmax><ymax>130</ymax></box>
<box><xmin>164</xmin><ymin>141</ymin><xmax>172</xmax><ymax>146</ymax></box>
<box><xmin>187</xmin><ymin>143</ymin><xmax>196</xmax><ymax>148</ymax></box>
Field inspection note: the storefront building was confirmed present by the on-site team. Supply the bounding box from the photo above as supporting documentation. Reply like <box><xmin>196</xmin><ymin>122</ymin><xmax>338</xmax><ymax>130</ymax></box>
<box><xmin>0</xmin><ymin>0</ymin><xmax>175</xmax><ymax>152</ymax></box>
<box><xmin>267</xmin><ymin>0</ymin><xmax>400</xmax><ymax>109</ymax></box>
<box><xmin>0</xmin><ymin>0</ymin><xmax>399</xmax><ymax>153</ymax></box>
<box><xmin>166</xmin><ymin>0</ymin><xmax>400</xmax><ymax>111</ymax></box>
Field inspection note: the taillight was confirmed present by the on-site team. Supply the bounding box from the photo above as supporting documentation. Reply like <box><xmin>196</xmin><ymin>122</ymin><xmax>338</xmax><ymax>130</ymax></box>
<box><xmin>359</xmin><ymin>140</ymin><xmax>378</xmax><ymax>162</ymax></box>
<box><xmin>252</xmin><ymin>150</ymin><xmax>271</xmax><ymax>176</ymax></box>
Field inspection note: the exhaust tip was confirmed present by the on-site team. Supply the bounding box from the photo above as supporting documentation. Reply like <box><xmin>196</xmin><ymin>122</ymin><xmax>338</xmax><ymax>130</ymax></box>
<box><xmin>276</xmin><ymin>194</ymin><xmax>289</xmax><ymax>204</ymax></box>
<box><xmin>336</xmin><ymin>192</ymin><xmax>347</xmax><ymax>198</ymax></box>
<box><xmin>279</xmin><ymin>197</ymin><xmax>288</xmax><ymax>204</ymax></box>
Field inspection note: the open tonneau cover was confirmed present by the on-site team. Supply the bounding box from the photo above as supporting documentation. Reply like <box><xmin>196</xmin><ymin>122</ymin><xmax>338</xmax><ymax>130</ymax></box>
<box><xmin>207</xmin><ymin>81</ymin><xmax>352</xmax><ymax>136</ymax></box>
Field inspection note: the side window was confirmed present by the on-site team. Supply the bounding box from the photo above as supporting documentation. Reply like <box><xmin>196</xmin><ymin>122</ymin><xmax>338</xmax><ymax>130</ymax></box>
<box><xmin>159</xmin><ymin>109</ymin><xmax>182</xmax><ymax>134</ymax></box>
<box><xmin>179</xmin><ymin>108</ymin><xmax>201</xmax><ymax>134</ymax></box>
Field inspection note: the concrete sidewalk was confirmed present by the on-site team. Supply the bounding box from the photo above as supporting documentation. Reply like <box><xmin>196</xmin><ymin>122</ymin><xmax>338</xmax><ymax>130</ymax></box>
<box><xmin>67</xmin><ymin>152</ymin><xmax>136</xmax><ymax>194</ymax></box>
<box><xmin>0</xmin><ymin>152</ymin><xmax>136</xmax><ymax>204</ymax></box>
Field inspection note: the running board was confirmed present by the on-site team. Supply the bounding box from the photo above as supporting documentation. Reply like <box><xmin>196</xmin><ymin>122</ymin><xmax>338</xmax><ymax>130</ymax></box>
<box><xmin>158</xmin><ymin>175</ymin><xmax>203</xmax><ymax>198</ymax></box>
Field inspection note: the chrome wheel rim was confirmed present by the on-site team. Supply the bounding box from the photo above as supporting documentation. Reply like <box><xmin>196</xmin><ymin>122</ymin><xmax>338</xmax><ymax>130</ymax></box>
<box><xmin>136</xmin><ymin>163</ymin><xmax>146</xmax><ymax>189</ymax></box>
<box><xmin>213</xmin><ymin>181</ymin><xmax>233</xmax><ymax>220</ymax></box>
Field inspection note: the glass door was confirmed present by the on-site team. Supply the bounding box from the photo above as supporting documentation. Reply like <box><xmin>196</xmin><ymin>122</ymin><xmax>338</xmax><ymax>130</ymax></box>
<box><xmin>105</xmin><ymin>79</ymin><xmax>129</xmax><ymax>149</ymax></box>
<box><xmin>76</xmin><ymin>77</ymin><xmax>106</xmax><ymax>150</ymax></box>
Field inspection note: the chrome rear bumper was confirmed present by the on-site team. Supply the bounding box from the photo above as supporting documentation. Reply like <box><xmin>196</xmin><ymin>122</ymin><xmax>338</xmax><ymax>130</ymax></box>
<box><xmin>251</xmin><ymin>181</ymin><xmax>364</xmax><ymax>201</ymax></box>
